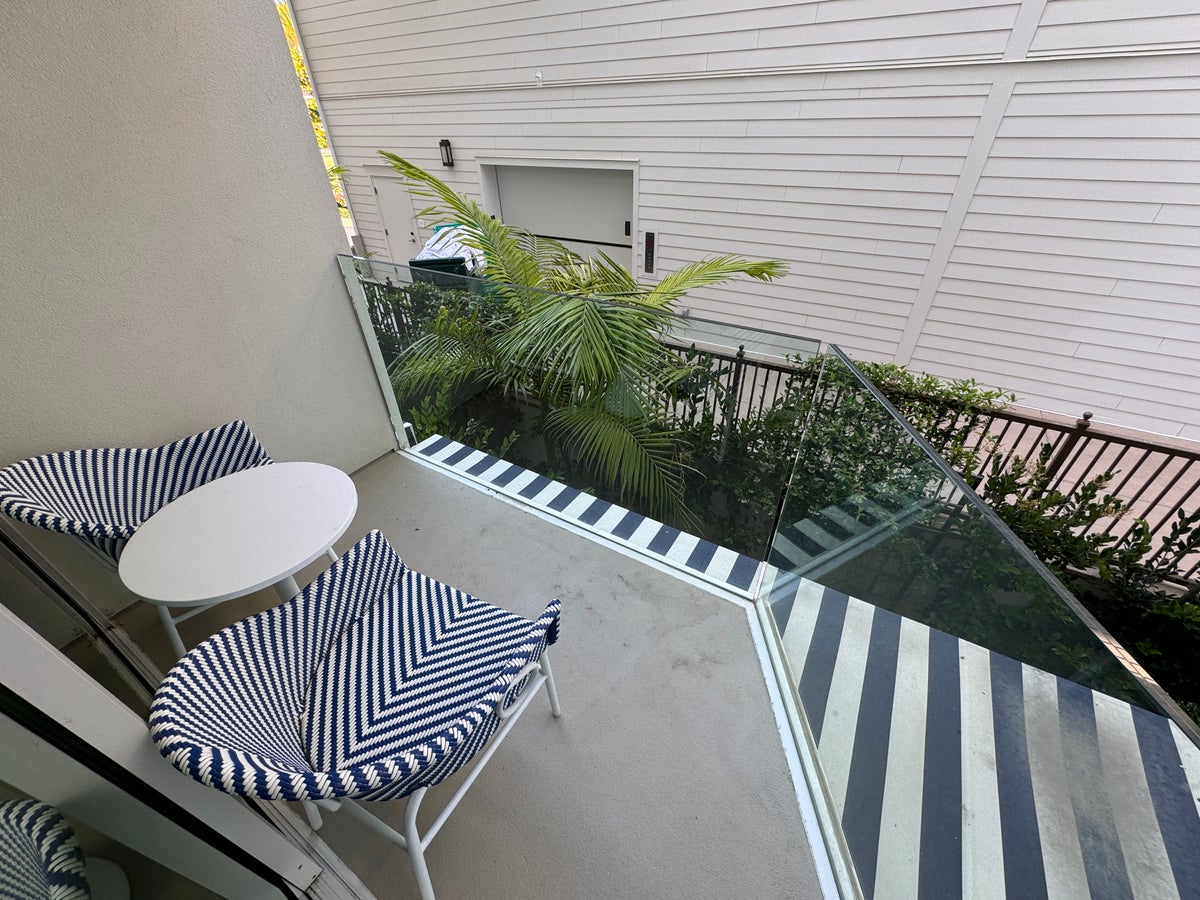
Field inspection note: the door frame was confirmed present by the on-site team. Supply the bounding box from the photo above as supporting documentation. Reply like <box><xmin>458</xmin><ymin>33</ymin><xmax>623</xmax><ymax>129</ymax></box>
<box><xmin>476</xmin><ymin>156</ymin><xmax>641</xmax><ymax>268</ymax></box>
<box><xmin>366</xmin><ymin>169</ymin><xmax>425</xmax><ymax>264</ymax></box>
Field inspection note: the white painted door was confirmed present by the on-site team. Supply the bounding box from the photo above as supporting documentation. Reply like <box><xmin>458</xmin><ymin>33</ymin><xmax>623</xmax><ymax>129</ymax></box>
<box><xmin>372</xmin><ymin>177</ymin><xmax>424</xmax><ymax>264</ymax></box>
<box><xmin>494</xmin><ymin>166</ymin><xmax>634</xmax><ymax>267</ymax></box>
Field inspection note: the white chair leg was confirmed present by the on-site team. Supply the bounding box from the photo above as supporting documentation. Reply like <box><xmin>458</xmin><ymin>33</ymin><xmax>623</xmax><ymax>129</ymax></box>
<box><xmin>404</xmin><ymin>788</ymin><xmax>436</xmax><ymax>900</ymax></box>
<box><xmin>273</xmin><ymin>574</ymin><xmax>301</xmax><ymax>602</ymax></box>
<box><xmin>156</xmin><ymin>605</ymin><xmax>187</xmax><ymax>659</ymax></box>
<box><xmin>539</xmin><ymin>650</ymin><xmax>562</xmax><ymax>717</ymax></box>
<box><xmin>334</xmin><ymin>796</ymin><xmax>436</xmax><ymax>900</ymax></box>
<box><xmin>301</xmin><ymin>800</ymin><xmax>324</xmax><ymax>831</ymax></box>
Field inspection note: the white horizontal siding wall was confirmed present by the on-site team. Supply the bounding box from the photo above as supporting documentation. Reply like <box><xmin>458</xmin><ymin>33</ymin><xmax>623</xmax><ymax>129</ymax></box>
<box><xmin>908</xmin><ymin>71</ymin><xmax>1200</xmax><ymax>438</ymax></box>
<box><xmin>293</xmin><ymin>0</ymin><xmax>1200</xmax><ymax>438</ymax></box>
<box><xmin>1031</xmin><ymin>0</ymin><xmax>1200</xmax><ymax>55</ymax></box>
<box><xmin>296</xmin><ymin>0</ymin><xmax>1020</xmax><ymax>94</ymax></box>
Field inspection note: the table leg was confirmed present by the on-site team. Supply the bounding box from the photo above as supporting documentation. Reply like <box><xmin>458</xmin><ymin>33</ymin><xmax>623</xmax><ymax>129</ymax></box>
<box><xmin>273</xmin><ymin>574</ymin><xmax>301</xmax><ymax>602</ymax></box>
<box><xmin>156</xmin><ymin>606</ymin><xmax>188</xmax><ymax>659</ymax></box>
<box><xmin>325</xmin><ymin>546</ymin><xmax>339</xmax><ymax>563</ymax></box>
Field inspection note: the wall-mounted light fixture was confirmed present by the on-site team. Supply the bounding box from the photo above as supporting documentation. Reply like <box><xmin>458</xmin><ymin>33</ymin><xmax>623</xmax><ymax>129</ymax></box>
<box><xmin>439</xmin><ymin>139</ymin><xmax>454</xmax><ymax>167</ymax></box>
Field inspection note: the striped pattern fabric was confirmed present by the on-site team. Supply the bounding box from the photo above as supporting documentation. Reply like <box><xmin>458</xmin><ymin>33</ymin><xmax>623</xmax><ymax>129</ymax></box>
<box><xmin>149</xmin><ymin>530</ymin><xmax>560</xmax><ymax>803</ymax></box>
<box><xmin>768</xmin><ymin>572</ymin><xmax>1200</xmax><ymax>900</ymax></box>
<box><xmin>0</xmin><ymin>420</ymin><xmax>271</xmax><ymax>566</ymax></box>
<box><xmin>0</xmin><ymin>799</ymin><xmax>90</xmax><ymax>900</ymax></box>
<box><xmin>413</xmin><ymin>435</ymin><xmax>762</xmax><ymax>594</ymax></box>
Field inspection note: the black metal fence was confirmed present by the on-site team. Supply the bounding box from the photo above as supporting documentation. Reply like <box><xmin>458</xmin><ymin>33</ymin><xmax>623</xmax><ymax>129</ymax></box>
<box><xmin>658</xmin><ymin>342</ymin><xmax>815</xmax><ymax>425</ymax></box>
<box><xmin>704</xmin><ymin>350</ymin><xmax>1200</xmax><ymax>581</ymax></box>
<box><xmin>962</xmin><ymin>408</ymin><xmax>1200</xmax><ymax>580</ymax></box>
<box><xmin>362</xmin><ymin>274</ymin><xmax>1199</xmax><ymax>580</ymax></box>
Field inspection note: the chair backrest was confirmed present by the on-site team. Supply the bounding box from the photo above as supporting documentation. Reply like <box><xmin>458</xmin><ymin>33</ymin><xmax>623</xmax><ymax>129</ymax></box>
<box><xmin>150</xmin><ymin>530</ymin><xmax>561</xmax><ymax>804</ymax></box>
<box><xmin>148</xmin><ymin>530</ymin><xmax>405</xmax><ymax>798</ymax></box>
<box><xmin>0</xmin><ymin>420</ymin><xmax>272</xmax><ymax>565</ymax></box>
<box><xmin>0</xmin><ymin>799</ymin><xmax>90</xmax><ymax>900</ymax></box>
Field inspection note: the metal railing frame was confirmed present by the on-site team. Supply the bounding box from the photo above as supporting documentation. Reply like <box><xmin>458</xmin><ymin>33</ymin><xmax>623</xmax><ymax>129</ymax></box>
<box><xmin>358</xmin><ymin>268</ymin><xmax>1199</xmax><ymax>581</ymax></box>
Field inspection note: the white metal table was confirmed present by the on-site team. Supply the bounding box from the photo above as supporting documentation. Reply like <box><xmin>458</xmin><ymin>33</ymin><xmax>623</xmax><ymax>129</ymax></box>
<box><xmin>119</xmin><ymin>461</ymin><xmax>358</xmax><ymax>658</ymax></box>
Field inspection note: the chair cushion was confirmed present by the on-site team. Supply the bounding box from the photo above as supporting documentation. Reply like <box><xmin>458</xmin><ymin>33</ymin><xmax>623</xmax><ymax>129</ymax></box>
<box><xmin>304</xmin><ymin>566</ymin><xmax>539</xmax><ymax>778</ymax></box>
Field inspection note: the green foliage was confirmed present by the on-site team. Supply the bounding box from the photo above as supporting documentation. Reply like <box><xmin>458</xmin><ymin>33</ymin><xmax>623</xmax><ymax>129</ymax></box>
<box><xmin>364</xmin><ymin>280</ymin><xmax>490</xmax><ymax>367</ymax></box>
<box><xmin>328</xmin><ymin>162</ymin><xmax>347</xmax><ymax>212</ymax></box>
<box><xmin>276</xmin><ymin>4</ymin><xmax>326</xmax><ymax>149</ymax></box>
<box><xmin>406</xmin><ymin>385</ymin><xmax>519</xmax><ymax>461</ymax></box>
<box><xmin>1067</xmin><ymin>509</ymin><xmax>1200</xmax><ymax>719</ymax></box>
<box><xmin>676</xmin><ymin>363</ymin><xmax>817</xmax><ymax>555</ymax></box>
<box><xmin>664</xmin><ymin>353</ymin><xmax>1014</xmax><ymax>555</ymax></box>
<box><xmin>981</xmin><ymin>445</ymin><xmax>1124</xmax><ymax>573</ymax></box>
<box><xmin>978</xmin><ymin>444</ymin><xmax>1200</xmax><ymax>720</ymax></box>
<box><xmin>858</xmin><ymin>361</ymin><xmax>1014</xmax><ymax>477</ymax></box>
<box><xmin>378</xmin><ymin>153</ymin><xmax>787</xmax><ymax>523</ymax></box>
<box><xmin>387</xmin><ymin>285</ymin><xmax>511</xmax><ymax>400</ymax></box>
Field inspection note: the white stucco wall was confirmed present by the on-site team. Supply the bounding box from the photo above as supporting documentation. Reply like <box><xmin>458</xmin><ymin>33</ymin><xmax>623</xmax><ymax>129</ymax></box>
<box><xmin>0</xmin><ymin>0</ymin><xmax>397</xmax><ymax>616</ymax></box>
<box><xmin>0</xmin><ymin>0</ymin><xmax>395</xmax><ymax>470</ymax></box>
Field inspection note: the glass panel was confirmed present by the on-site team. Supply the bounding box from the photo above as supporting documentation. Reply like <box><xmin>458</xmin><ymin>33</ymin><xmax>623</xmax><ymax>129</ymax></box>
<box><xmin>766</xmin><ymin>347</ymin><xmax>1159</xmax><ymax>702</ymax></box>
<box><xmin>759</xmin><ymin>347</ymin><xmax>1200</xmax><ymax>900</ymax></box>
<box><xmin>348</xmin><ymin>255</ymin><xmax>823</xmax><ymax>557</ymax></box>
<box><xmin>0</xmin><ymin>526</ymin><xmax>155</xmax><ymax>715</ymax></box>
<box><xmin>665</xmin><ymin>315</ymin><xmax>819</xmax><ymax>364</ymax></box>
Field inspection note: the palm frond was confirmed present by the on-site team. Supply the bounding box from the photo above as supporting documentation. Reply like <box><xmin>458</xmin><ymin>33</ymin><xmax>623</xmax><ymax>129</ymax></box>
<box><xmin>388</xmin><ymin>298</ymin><xmax>509</xmax><ymax>399</ymax></box>
<box><xmin>497</xmin><ymin>293</ymin><xmax>667</xmax><ymax>403</ymax></box>
<box><xmin>374</xmin><ymin>154</ymin><xmax>787</xmax><ymax>529</ymax></box>
<box><xmin>378</xmin><ymin>152</ymin><xmax>543</xmax><ymax>293</ymax></box>
<box><xmin>541</xmin><ymin>249</ymin><xmax>642</xmax><ymax>298</ymax></box>
<box><xmin>644</xmin><ymin>255</ymin><xmax>787</xmax><ymax>308</ymax></box>
<box><xmin>546</xmin><ymin>404</ymin><xmax>696</xmax><ymax>527</ymax></box>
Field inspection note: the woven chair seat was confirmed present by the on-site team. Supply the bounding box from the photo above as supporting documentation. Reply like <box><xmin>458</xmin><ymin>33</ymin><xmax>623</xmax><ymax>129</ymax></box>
<box><xmin>149</xmin><ymin>530</ymin><xmax>560</xmax><ymax>804</ymax></box>
<box><xmin>0</xmin><ymin>420</ymin><xmax>271</xmax><ymax>566</ymax></box>
<box><xmin>0</xmin><ymin>799</ymin><xmax>90</xmax><ymax>900</ymax></box>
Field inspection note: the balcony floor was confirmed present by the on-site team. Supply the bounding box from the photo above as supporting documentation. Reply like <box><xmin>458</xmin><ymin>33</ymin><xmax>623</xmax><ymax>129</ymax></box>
<box><xmin>303</xmin><ymin>449</ymin><xmax>826</xmax><ymax>899</ymax></box>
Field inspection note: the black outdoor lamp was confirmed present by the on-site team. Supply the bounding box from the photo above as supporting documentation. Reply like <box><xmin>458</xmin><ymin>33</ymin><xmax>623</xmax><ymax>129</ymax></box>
<box><xmin>439</xmin><ymin>139</ymin><xmax>454</xmax><ymax>167</ymax></box>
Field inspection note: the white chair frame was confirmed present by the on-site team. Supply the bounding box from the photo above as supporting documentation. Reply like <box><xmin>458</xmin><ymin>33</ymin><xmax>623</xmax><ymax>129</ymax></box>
<box><xmin>300</xmin><ymin>652</ymin><xmax>561</xmax><ymax>900</ymax></box>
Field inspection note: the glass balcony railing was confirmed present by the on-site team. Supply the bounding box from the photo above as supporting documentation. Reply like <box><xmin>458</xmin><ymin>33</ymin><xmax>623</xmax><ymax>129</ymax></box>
<box><xmin>666</xmin><ymin>314</ymin><xmax>820</xmax><ymax>364</ymax></box>
<box><xmin>343</xmin><ymin>254</ymin><xmax>1196</xmax><ymax>724</ymax></box>
<box><xmin>342</xmin><ymin>255</ymin><xmax>1200</xmax><ymax>899</ymax></box>
<box><xmin>764</xmin><ymin>347</ymin><xmax>1154</xmax><ymax>701</ymax></box>
<box><xmin>757</xmin><ymin>348</ymin><xmax>1200</xmax><ymax>900</ymax></box>
<box><xmin>340</xmin><ymin>254</ymin><xmax>821</xmax><ymax>559</ymax></box>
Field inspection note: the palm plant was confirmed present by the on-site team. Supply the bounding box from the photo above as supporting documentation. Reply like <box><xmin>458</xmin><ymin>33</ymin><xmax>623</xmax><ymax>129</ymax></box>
<box><xmin>380</xmin><ymin>152</ymin><xmax>787</xmax><ymax>524</ymax></box>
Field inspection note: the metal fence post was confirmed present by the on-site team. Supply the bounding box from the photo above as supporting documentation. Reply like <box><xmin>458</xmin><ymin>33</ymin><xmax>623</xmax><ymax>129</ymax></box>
<box><xmin>717</xmin><ymin>345</ymin><xmax>746</xmax><ymax>464</ymax></box>
<box><xmin>1043</xmin><ymin>411</ymin><xmax>1093</xmax><ymax>482</ymax></box>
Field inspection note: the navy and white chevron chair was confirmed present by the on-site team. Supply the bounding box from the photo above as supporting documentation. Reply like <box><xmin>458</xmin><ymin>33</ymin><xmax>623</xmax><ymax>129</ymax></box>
<box><xmin>0</xmin><ymin>419</ymin><xmax>272</xmax><ymax>567</ymax></box>
<box><xmin>149</xmin><ymin>530</ymin><xmax>562</xmax><ymax>900</ymax></box>
<box><xmin>0</xmin><ymin>420</ymin><xmax>273</xmax><ymax>653</ymax></box>
<box><xmin>0</xmin><ymin>799</ymin><xmax>90</xmax><ymax>900</ymax></box>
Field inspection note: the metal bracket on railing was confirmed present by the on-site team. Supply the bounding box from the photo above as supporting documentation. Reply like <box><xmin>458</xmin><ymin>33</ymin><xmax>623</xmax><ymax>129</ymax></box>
<box><xmin>1043</xmin><ymin>410</ymin><xmax>1092</xmax><ymax>483</ymax></box>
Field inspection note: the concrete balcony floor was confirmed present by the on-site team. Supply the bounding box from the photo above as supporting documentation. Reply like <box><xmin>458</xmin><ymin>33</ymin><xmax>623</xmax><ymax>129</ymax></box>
<box><xmin>84</xmin><ymin>448</ymin><xmax>826</xmax><ymax>899</ymax></box>
<box><xmin>55</xmin><ymin>441</ymin><xmax>1200</xmax><ymax>898</ymax></box>
<box><xmin>308</xmin><ymin>449</ymin><xmax>825</xmax><ymax>899</ymax></box>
